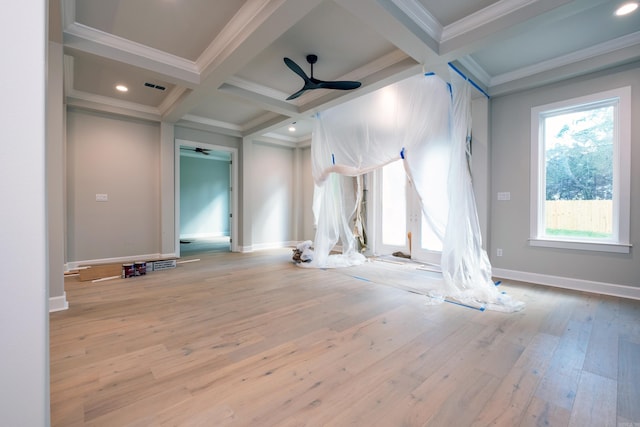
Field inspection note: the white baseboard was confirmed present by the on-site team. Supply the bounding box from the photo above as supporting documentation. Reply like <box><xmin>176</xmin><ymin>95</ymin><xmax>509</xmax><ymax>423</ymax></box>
<box><xmin>179</xmin><ymin>233</ymin><xmax>229</xmax><ymax>239</ymax></box>
<box><xmin>492</xmin><ymin>268</ymin><xmax>640</xmax><ymax>301</ymax></box>
<box><xmin>66</xmin><ymin>253</ymin><xmax>163</xmax><ymax>270</ymax></box>
<box><xmin>49</xmin><ymin>292</ymin><xmax>69</xmax><ymax>312</ymax></box>
<box><xmin>160</xmin><ymin>252</ymin><xmax>178</xmax><ymax>259</ymax></box>
<box><xmin>239</xmin><ymin>241</ymin><xmax>297</xmax><ymax>253</ymax></box>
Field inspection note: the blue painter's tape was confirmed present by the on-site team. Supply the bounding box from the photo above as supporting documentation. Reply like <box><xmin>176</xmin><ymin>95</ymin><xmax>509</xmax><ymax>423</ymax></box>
<box><xmin>400</xmin><ymin>147</ymin><xmax>405</xmax><ymax>159</ymax></box>
<box><xmin>447</xmin><ymin>62</ymin><xmax>490</xmax><ymax>99</ymax></box>
<box><xmin>424</xmin><ymin>72</ymin><xmax>435</xmax><ymax>76</ymax></box>
<box><xmin>351</xmin><ymin>275</ymin><xmax>372</xmax><ymax>282</ymax></box>
<box><xmin>332</xmin><ymin>153</ymin><xmax>335</xmax><ymax>165</ymax></box>
<box><xmin>444</xmin><ymin>299</ymin><xmax>486</xmax><ymax>311</ymax></box>
<box><xmin>494</xmin><ymin>280</ymin><xmax>502</xmax><ymax>286</ymax></box>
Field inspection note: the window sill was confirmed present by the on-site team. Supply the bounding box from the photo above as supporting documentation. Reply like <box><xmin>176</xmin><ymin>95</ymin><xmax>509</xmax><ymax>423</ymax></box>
<box><xmin>529</xmin><ymin>238</ymin><xmax>631</xmax><ymax>254</ymax></box>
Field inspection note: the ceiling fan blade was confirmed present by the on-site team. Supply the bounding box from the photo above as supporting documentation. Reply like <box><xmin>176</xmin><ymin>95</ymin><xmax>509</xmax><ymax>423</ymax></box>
<box><xmin>286</xmin><ymin>87</ymin><xmax>311</xmax><ymax>100</ymax></box>
<box><xmin>284</xmin><ymin>58</ymin><xmax>311</xmax><ymax>83</ymax></box>
<box><xmin>318</xmin><ymin>81</ymin><xmax>361</xmax><ymax>91</ymax></box>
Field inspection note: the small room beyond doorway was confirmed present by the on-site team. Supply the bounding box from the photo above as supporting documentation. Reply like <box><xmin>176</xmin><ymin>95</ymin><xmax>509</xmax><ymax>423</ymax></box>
<box><xmin>178</xmin><ymin>144</ymin><xmax>232</xmax><ymax>256</ymax></box>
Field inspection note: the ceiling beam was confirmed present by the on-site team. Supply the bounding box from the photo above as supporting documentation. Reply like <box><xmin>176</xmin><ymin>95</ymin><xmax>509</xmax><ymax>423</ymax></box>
<box><xmin>162</xmin><ymin>0</ymin><xmax>326</xmax><ymax>123</ymax></box>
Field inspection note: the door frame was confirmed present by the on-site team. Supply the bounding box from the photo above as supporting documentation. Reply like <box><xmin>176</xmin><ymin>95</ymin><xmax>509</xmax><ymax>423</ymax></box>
<box><xmin>174</xmin><ymin>139</ymin><xmax>239</xmax><ymax>256</ymax></box>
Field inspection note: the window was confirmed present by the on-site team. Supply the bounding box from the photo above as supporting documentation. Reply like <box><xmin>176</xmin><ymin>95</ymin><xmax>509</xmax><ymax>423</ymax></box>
<box><xmin>530</xmin><ymin>87</ymin><xmax>631</xmax><ymax>253</ymax></box>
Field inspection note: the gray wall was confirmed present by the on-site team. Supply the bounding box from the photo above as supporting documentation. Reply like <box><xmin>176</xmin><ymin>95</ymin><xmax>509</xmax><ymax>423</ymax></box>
<box><xmin>66</xmin><ymin>109</ymin><xmax>160</xmax><ymax>263</ymax></box>
<box><xmin>47</xmin><ymin>40</ymin><xmax>67</xmax><ymax>309</ymax></box>
<box><xmin>301</xmin><ymin>146</ymin><xmax>316</xmax><ymax>241</ymax></box>
<box><xmin>180</xmin><ymin>155</ymin><xmax>230</xmax><ymax>238</ymax></box>
<box><xmin>490</xmin><ymin>61</ymin><xmax>640</xmax><ymax>288</ymax></box>
<box><xmin>250</xmin><ymin>141</ymin><xmax>295</xmax><ymax>246</ymax></box>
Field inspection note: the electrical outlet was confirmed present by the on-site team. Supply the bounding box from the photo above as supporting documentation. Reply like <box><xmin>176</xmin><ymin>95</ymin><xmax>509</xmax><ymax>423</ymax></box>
<box><xmin>496</xmin><ymin>248</ymin><xmax>503</xmax><ymax>257</ymax></box>
<box><xmin>96</xmin><ymin>193</ymin><xmax>108</xmax><ymax>202</ymax></box>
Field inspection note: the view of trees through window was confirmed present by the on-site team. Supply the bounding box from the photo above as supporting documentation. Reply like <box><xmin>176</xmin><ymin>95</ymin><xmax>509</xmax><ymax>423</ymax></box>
<box><xmin>543</xmin><ymin>104</ymin><xmax>614</xmax><ymax>238</ymax></box>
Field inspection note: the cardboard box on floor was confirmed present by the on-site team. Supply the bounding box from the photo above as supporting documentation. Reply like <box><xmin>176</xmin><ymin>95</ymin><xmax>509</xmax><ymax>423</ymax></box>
<box><xmin>78</xmin><ymin>263</ymin><xmax>123</xmax><ymax>281</ymax></box>
<box><xmin>77</xmin><ymin>259</ymin><xmax>177</xmax><ymax>281</ymax></box>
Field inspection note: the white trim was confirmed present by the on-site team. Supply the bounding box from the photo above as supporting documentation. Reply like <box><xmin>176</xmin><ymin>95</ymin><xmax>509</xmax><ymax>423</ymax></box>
<box><xmin>224</xmin><ymin>76</ymin><xmax>290</xmax><ymax>102</ymax></box>
<box><xmin>63</xmin><ymin>22</ymin><xmax>200</xmax><ymax>85</ymax></box>
<box><xmin>390</xmin><ymin>0</ymin><xmax>442</xmax><ymax>40</ymax></box>
<box><xmin>492</xmin><ymin>268</ymin><xmax>640</xmax><ymax>301</ymax></box>
<box><xmin>250</xmin><ymin>241</ymin><xmax>297</xmax><ymax>251</ymax></box>
<box><xmin>175</xmin><ymin>139</ymin><xmax>239</xmax><ymax>254</ymax></box>
<box><xmin>491</xmin><ymin>31</ymin><xmax>640</xmax><ymax>87</ymax></box>
<box><xmin>443</xmin><ymin>0</ymin><xmax>538</xmax><ymax>42</ymax></box>
<box><xmin>66</xmin><ymin>89</ymin><xmax>161</xmax><ymax>118</ymax></box>
<box><xmin>179</xmin><ymin>233</ymin><xmax>229</xmax><ymax>239</ymax></box>
<box><xmin>49</xmin><ymin>293</ymin><xmax>69</xmax><ymax>312</ymax></box>
<box><xmin>529</xmin><ymin>238</ymin><xmax>631</xmax><ymax>254</ymax></box>
<box><xmin>457</xmin><ymin>56</ymin><xmax>491</xmax><ymax>87</ymax></box>
<box><xmin>66</xmin><ymin>253</ymin><xmax>163</xmax><ymax>270</ymax></box>
<box><xmin>180</xmin><ymin>115</ymin><xmax>242</xmax><ymax>133</ymax></box>
<box><xmin>530</xmin><ymin>86</ymin><xmax>631</xmax><ymax>252</ymax></box>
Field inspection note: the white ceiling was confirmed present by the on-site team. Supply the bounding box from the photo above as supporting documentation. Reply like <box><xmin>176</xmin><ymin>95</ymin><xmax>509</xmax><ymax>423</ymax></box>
<box><xmin>52</xmin><ymin>0</ymin><xmax>640</xmax><ymax>141</ymax></box>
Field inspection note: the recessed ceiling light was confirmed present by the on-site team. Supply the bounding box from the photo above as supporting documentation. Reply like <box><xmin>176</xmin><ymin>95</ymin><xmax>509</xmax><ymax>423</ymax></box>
<box><xmin>288</xmin><ymin>122</ymin><xmax>296</xmax><ymax>132</ymax></box>
<box><xmin>615</xmin><ymin>1</ymin><xmax>638</xmax><ymax>16</ymax></box>
<box><xmin>115</xmin><ymin>84</ymin><xmax>128</xmax><ymax>92</ymax></box>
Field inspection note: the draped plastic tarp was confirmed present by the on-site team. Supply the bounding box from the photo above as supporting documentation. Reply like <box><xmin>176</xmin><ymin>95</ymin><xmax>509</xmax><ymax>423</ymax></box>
<box><xmin>300</xmin><ymin>71</ymin><xmax>523</xmax><ymax>312</ymax></box>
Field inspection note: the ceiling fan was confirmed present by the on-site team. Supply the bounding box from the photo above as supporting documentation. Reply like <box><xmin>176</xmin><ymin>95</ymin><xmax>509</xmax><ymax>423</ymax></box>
<box><xmin>180</xmin><ymin>147</ymin><xmax>210</xmax><ymax>155</ymax></box>
<box><xmin>284</xmin><ymin>54</ymin><xmax>361</xmax><ymax>100</ymax></box>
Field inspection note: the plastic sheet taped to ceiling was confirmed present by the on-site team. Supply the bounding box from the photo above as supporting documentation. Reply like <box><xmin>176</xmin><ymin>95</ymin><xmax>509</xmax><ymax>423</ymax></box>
<box><xmin>298</xmin><ymin>70</ymin><xmax>524</xmax><ymax>312</ymax></box>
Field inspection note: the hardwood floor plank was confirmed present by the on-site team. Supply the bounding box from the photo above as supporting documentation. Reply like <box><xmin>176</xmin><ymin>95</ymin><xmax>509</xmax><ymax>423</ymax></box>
<box><xmin>533</xmin><ymin>319</ymin><xmax>592</xmax><ymax>411</ymax></box>
<box><xmin>568</xmin><ymin>371</ymin><xmax>617</xmax><ymax>427</ymax></box>
<box><xmin>520</xmin><ymin>396</ymin><xmax>571</xmax><ymax>427</ymax></box>
<box><xmin>471</xmin><ymin>332</ymin><xmax>560</xmax><ymax>427</ymax></box>
<box><xmin>582</xmin><ymin>298</ymin><xmax>620</xmax><ymax>380</ymax></box>
<box><xmin>618</xmin><ymin>338</ymin><xmax>640</xmax><ymax>423</ymax></box>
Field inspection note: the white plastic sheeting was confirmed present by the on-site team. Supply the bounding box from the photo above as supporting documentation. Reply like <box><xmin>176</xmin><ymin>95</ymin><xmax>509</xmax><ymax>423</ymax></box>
<box><xmin>299</xmin><ymin>70</ymin><xmax>524</xmax><ymax>312</ymax></box>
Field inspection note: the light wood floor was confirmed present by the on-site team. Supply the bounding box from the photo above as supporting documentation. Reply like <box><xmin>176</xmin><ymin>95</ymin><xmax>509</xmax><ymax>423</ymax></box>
<box><xmin>51</xmin><ymin>249</ymin><xmax>640</xmax><ymax>426</ymax></box>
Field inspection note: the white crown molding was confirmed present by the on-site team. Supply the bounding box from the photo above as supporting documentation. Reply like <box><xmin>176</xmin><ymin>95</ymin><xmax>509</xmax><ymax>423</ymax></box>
<box><xmin>261</xmin><ymin>132</ymin><xmax>303</xmax><ymax>144</ymax></box>
<box><xmin>224</xmin><ymin>76</ymin><xmax>290</xmax><ymax>101</ymax></box>
<box><xmin>158</xmin><ymin>86</ymin><xmax>190</xmax><ymax>116</ymax></box>
<box><xmin>254</xmin><ymin>134</ymin><xmax>299</xmax><ymax>147</ymax></box>
<box><xmin>442</xmin><ymin>0</ymin><xmax>538</xmax><ymax>42</ymax></box>
<box><xmin>181</xmin><ymin>114</ymin><xmax>243</xmax><ymax>132</ymax></box>
<box><xmin>196</xmin><ymin>0</ymin><xmax>277</xmax><ymax>74</ymax></box>
<box><xmin>64</xmin><ymin>22</ymin><xmax>200</xmax><ymax>85</ymax></box>
<box><xmin>490</xmin><ymin>31</ymin><xmax>640</xmax><ymax>86</ymax></box>
<box><xmin>390</xmin><ymin>0</ymin><xmax>442</xmax><ymax>41</ymax></box>
<box><xmin>456</xmin><ymin>56</ymin><xmax>492</xmax><ymax>87</ymax></box>
<box><xmin>66</xmin><ymin>88</ymin><xmax>162</xmax><ymax>121</ymax></box>
<box><xmin>391</xmin><ymin>0</ymin><xmax>539</xmax><ymax>45</ymax></box>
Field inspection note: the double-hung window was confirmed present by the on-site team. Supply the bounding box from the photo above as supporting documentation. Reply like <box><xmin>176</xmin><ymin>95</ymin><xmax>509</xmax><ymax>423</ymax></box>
<box><xmin>530</xmin><ymin>87</ymin><xmax>631</xmax><ymax>253</ymax></box>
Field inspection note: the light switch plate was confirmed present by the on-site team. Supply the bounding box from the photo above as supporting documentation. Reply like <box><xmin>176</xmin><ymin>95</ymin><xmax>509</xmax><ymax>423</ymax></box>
<box><xmin>497</xmin><ymin>192</ymin><xmax>511</xmax><ymax>201</ymax></box>
<box><xmin>96</xmin><ymin>193</ymin><xmax>108</xmax><ymax>202</ymax></box>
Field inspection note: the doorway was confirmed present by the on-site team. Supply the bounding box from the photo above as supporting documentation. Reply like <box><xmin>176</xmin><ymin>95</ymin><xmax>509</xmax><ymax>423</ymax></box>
<box><xmin>375</xmin><ymin>159</ymin><xmax>442</xmax><ymax>265</ymax></box>
<box><xmin>175</xmin><ymin>140</ymin><xmax>238</xmax><ymax>256</ymax></box>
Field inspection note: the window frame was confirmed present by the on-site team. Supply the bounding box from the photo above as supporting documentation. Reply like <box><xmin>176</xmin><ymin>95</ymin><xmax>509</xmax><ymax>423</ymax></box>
<box><xmin>529</xmin><ymin>86</ymin><xmax>631</xmax><ymax>254</ymax></box>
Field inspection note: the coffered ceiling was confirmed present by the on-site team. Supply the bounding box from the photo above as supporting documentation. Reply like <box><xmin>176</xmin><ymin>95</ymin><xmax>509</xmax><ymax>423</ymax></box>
<box><xmin>51</xmin><ymin>0</ymin><xmax>640</xmax><ymax>141</ymax></box>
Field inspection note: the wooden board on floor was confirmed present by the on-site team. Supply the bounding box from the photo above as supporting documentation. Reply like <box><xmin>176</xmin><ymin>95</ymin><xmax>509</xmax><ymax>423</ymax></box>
<box><xmin>78</xmin><ymin>263</ymin><xmax>123</xmax><ymax>281</ymax></box>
